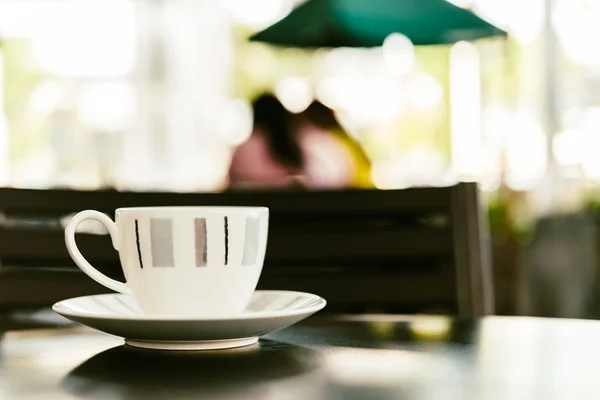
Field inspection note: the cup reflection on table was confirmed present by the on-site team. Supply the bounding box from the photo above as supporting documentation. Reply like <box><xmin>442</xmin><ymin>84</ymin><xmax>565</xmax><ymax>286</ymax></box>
<box><xmin>61</xmin><ymin>339</ymin><xmax>321</xmax><ymax>400</ymax></box>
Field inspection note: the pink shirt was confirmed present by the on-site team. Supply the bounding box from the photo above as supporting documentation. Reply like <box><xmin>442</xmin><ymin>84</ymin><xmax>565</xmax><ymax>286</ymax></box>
<box><xmin>228</xmin><ymin>125</ymin><xmax>354</xmax><ymax>189</ymax></box>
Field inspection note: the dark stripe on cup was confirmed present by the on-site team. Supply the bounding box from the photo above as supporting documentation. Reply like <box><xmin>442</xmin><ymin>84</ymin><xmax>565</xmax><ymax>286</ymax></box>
<box><xmin>194</xmin><ymin>218</ymin><xmax>207</xmax><ymax>267</ymax></box>
<box><xmin>134</xmin><ymin>219</ymin><xmax>144</xmax><ymax>269</ymax></box>
<box><xmin>224</xmin><ymin>216</ymin><xmax>229</xmax><ymax>265</ymax></box>
<box><xmin>150</xmin><ymin>218</ymin><xmax>175</xmax><ymax>267</ymax></box>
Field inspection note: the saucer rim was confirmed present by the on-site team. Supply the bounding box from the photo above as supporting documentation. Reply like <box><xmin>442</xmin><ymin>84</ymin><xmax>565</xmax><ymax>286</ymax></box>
<box><xmin>124</xmin><ymin>337</ymin><xmax>259</xmax><ymax>350</ymax></box>
<box><xmin>52</xmin><ymin>290</ymin><xmax>326</xmax><ymax>322</ymax></box>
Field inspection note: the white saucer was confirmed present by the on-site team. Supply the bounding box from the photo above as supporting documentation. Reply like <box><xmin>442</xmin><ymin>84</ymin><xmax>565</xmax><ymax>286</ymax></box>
<box><xmin>53</xmin><ymin>290</ymin><xmax>326</xmax><ymax>350</ymax></box>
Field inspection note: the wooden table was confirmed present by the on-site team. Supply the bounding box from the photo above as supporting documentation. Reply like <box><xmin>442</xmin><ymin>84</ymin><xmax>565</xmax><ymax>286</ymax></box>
<box><xmin>1</xmin><ymin>314</ymin><xmax>599</xmax><ymax>399</ymax></box>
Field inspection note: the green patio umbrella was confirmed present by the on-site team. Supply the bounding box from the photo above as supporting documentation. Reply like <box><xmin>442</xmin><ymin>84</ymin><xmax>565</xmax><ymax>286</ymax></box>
<box><xmin>250</xmin><ymin>0</ymin><xmax>506</xmax><ymax>47</ymax></box>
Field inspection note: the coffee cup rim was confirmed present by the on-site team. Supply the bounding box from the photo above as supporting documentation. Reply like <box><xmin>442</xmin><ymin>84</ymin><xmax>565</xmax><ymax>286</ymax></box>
<box><xmin>115</xmin><ymin>206</ymin><xmax>268</xmax><ymax>214</ymax></box>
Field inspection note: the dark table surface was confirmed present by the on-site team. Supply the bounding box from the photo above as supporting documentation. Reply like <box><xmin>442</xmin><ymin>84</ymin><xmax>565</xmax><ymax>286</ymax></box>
<box><xmin>1</xmin><ymin>312</ymin><xmax>599</xmax><ymax>399</ymax></box>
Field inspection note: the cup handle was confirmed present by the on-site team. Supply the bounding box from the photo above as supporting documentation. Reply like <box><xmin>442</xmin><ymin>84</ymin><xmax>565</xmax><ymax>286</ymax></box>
<box><xmin>64</xmin><ymin>210</ymin><xmax>132</xmax><ymax>295</ymax></box>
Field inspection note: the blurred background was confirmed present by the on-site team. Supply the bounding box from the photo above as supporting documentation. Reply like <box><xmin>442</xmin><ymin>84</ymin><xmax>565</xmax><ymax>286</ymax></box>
<box><xmin>2</xmin><ymin>0</ymin><xmax>600</xmax><ymax>318</ymax></box>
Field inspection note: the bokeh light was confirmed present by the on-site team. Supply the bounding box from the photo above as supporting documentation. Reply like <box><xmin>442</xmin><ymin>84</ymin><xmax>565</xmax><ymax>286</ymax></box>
<box><xmin>219</xmin><ymin>0</ymin><xmax>293</xmax><ymax>30</ymax></box>
<box><xmin>31</xmin><ymin>0</ymin><xmax>135</xmax><ymax>78</ymax></box>
<box><xmin>553</xmin><ymin>0</ymin><xmax>600</xmax><ymax>67</ymax></box>
<box><xmin>275</xmin><ymin>76</ymin><xmax>313</xmax><ymax>113</ymax></box>
<box><xmin>382</xmin><ymin>33</ymin><xmax>415</xmax><ymax>76</ymax></box>
<box><xmin>450</xmin><ymin>41</ymin><xmax>482</xmax><ymax>180</ymax></box>
<box><xmin>553</xmin><ymin>130</ymin><xmax>582</xmax><ymax>167</ymax></box>
<box><xmin>505</xmin><ymin>112</ymin><xmax>547</xmax><ymax>190</ymax></box>
<box><xmin>408</xmin><ymin>73</ymin><xmax>443</xmax><ymax>110</ymax></box>
<box><xmin>77</xmin><ymin>82</ymin><xmax>135</xmax><ymax>132</ymax></box>
<box><xmin>215</xmin><ymin>99</ymin><xmax>254</xmax><ymax>146</ymax></box>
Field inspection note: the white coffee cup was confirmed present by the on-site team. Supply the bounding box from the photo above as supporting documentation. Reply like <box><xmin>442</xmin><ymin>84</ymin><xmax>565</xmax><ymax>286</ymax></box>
<box><xmin>65</xmin><ymin>206</ymin><xmax>269</xmax><ymax>317</ymax></box>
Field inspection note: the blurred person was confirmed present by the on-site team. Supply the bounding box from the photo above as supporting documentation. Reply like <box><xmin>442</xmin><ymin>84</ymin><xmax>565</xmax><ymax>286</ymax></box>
<box><xmin>296</xmin><ymin>101</ymin><xmax>372</xmax><ymax>188</ymax></box>
<box><xmin>228</xmin><ymin>94</ymin><xmax>372</xmax><ymax>189</ymax></box>
<box><xmin>228</xmin><ymin>93</ymin><xmax>304</xmax><ymax>189</ymax></box>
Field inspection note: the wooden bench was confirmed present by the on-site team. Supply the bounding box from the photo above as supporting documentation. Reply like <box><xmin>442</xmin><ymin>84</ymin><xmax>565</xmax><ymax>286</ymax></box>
<box><xmin>0</xmin><ymin>183</ymin><xmax>493</xmax><ymax>316</ymax></box>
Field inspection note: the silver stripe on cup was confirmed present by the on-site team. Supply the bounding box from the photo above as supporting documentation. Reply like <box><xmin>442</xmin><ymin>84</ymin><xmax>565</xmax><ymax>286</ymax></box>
<box><xmin>194</xmin><ymin>218</ymin><xmax>207</xmax><ymax>267</ymax></box>
<box><xmin>242</xmin><ymin>215</ymin><xmax>260</xmax><ymax>266</ymax></box>
<box><xmin>150</xmin><ymin>218</ymin><xmax>175</xmax><ymax>267</ymax></box>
